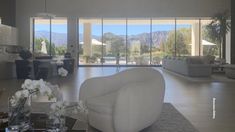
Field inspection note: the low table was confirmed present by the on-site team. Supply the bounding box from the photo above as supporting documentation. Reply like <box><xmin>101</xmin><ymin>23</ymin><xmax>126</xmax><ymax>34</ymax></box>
<box><xmin>0</xmin><ymin>113</ymin><xmax>87</xmax><ymax>132</ymax></box>
<box><xmin>212</xmin><ymin>64</ymin><xmax>225</xmax><ymax>73</ymax></box>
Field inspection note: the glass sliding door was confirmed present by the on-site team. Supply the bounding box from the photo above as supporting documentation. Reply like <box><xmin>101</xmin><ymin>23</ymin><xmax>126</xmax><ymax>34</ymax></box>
<box><xmin>75</xmin><ymin>17</ymin><xmax>217</xmax><ymax>66</ymax></box>
<box><xmin>176</xmin><ymin>19</ymin><xmax>194</xmax><ymax>56</ymax></box>
<box><xmin>127</xmin><ymin>19</ymin><xmax>151</xmax><ymax>65</ymax></box>
<box><xmin>201</xmin><ymin>19</ymin><xmax>220</xmax><ymax>58</ymax></box>
<box><xmin>51</xmin><ymin>18</ymin><xmax>67</xmax><ymax>58</ymax></box>
<box><xmin>34</xmin><ymin>18</ymin><xmax>50</xmax><ymax>56</ymax></box>
<box><xmin>79</xmin><ymin>19</ymin><xmax>102</xmax><ymax>65</ymax></box>
<box><xmin>33</xmin><ymin>18</ymin><xmax>67</xmax><ymax>57</ymax></box>
<box><xmin>152</xmin><ymin>19</ymin><xmax>176</xmax><ymax>64</ymax></box>
<box><xmin>103</xmin><ymin>19</ymin><xmax>127</xmax><ymax>65</ymax></box>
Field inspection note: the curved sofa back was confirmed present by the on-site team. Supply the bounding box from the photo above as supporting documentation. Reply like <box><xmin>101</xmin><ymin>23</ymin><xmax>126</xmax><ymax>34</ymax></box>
<box><xmin>79</xmin><ymin>68</ymin><xmax>165</xmax><ymax>103</ymax></box>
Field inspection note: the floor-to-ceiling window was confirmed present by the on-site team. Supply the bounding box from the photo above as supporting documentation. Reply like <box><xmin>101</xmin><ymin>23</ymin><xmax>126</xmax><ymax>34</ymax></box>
<box><xmin>152</xmin><ymin>19</ymin><xmax>176</xmax><ymax>64</ymax></box>
<box><xmin>33</xmin><ymin>17</ymin><xmax>67</xmax><ymax>57</ymax></box>
<box><xmin>176</xmin><ymin>19</ymin><xmax>194</xmax><ymax>56</ymax></box>
<box><xmin>79</xmin><ymin>18</ymin><xmax>102</xmax><ymax>65</ymax></box>
<box><xmin>127</xmin><ymin>19</ymin><xmax>151</xmax><ymax>65</ymax></box>
<box><xmin>51</xmin><ymin>19</ymin><xmax>67</xmax><ymax>58</ymax></box>
<box><xmin>34</xmin><ymin>18</ymin><xmax>50</xmax><ymax>56</ymax></box>
<box><xmin>103</xmin><ymin>19</ymin><xmax>127</xmax><ymax>65</ymax></box>
<box><xmin>32</xmin><ymin>17</ymin><xmax>224</xmax><ymax>66</ymax></box>
<box><xmin>201</xmin><ymin>19</ymin><xmax>220</xmax><ymax>58</ymax></box>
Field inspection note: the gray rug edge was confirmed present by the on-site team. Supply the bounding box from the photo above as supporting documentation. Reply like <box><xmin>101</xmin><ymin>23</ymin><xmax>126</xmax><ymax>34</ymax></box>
<box><xmin>138</xmin><ymin>102</ymin><xmax>199</xmax><ymax>132</ymax></box>
<box><xmin>75</xmin><ymin>103</ymin><xmax>199</xmax><ymax>132</ymax></box>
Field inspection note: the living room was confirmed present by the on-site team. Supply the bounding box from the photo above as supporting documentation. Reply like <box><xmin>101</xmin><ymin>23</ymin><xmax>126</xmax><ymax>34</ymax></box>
<box><xmin>0</xmin><ymin>0</ymin><xmax>234</xmax><ymax>131</ymax></box>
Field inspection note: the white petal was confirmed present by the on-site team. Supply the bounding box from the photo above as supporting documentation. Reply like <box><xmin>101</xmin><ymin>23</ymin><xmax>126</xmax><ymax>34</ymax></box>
<box><xmin>15</xmin><ymin>91</ymin><xmax>23</xmax><ymax>98</ymax></box>
<box><xmin>22</xmin><ymin>90</ymin><xmax>29</xmax><ymax>97</ymax></box>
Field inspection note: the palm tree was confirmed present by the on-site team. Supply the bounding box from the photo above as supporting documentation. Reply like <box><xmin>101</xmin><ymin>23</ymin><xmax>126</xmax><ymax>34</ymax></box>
<box><xmin>206</xmin><ymin>11</ymin><xmax>231</xmax><ymax>59</ymax></box>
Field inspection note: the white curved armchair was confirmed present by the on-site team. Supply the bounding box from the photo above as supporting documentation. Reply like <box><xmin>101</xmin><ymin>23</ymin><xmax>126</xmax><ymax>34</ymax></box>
<box><xmin>79</xmin><ymin>68</ymin><xmax>165</xmax><ymax>132</ymax></box>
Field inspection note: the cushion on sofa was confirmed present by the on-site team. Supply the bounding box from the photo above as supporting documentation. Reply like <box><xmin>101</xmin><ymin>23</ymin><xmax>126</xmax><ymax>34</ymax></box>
<box><xmin>203</xmin><ymin>55</ymin><xmax>215</xmax><ymax>64</ymax></box>
<box><xmin>186</xmin><ymin>56</ymin><xmax>204</xmax><ymax>64</ymax></box>
<box><xmin>86</xmin><ymin>92</ymin><xmax>118</xmax><ymax>114</ymax></box>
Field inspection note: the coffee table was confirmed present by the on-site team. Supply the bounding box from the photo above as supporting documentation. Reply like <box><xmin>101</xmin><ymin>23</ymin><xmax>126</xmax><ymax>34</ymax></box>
<box><xmin>212</xmin><ymin>64</ymin><xmax>225</xmax><ymax>73</ymax></box>
<box><xmin>1</xmin><ymin>113</ymin><xmax>87</xmax><ymax>132</ymax></box>
<box><xmin>1</xmin><ymin>101</ymin><xmax>88</xmax><ymax>131</ymax></box>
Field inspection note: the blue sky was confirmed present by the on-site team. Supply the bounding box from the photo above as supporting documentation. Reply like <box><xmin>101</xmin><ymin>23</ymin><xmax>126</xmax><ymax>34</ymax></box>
<box><xmin>35</xmin><ymin>24</ymin><xmax>67</xmax><ymax>33</ymax></box>
<box><xmin>36</xmin><ymin>24</ymin><xmax>190</xmax><ymax>35</ymax></box>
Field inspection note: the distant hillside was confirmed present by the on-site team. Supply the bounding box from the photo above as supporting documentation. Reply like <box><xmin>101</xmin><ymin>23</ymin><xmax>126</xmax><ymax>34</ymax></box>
<box><xmin>35</xmin><ymin>31</ymin><xmax>67</xmax><ymax>46</ymax></box>
<box><xmin>128</xmin><ymin>31</ymin><xmax>169</xmax><ymax>47</ymax></box>
<box><xmin>35</xmin><ymin>31</ymin><xmax>169</xmax><ymax>47</ymax></box>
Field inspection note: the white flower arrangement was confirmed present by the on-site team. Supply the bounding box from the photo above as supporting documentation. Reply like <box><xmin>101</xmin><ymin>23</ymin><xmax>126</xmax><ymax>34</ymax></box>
<box><xmin>49</xmin><ymin>100</ymin><xmax>88</xmax><ymax>125</ymax></box>
<box><xmin>9</xmin><ymin>79</ymin><xmax>60</xmax><ymax>128</ymax></box>
<box><xmin>58</xmin><ymin>67</ymin><xmax>68</xmax><ymax>77</ymax></box>
<box><xmin>9</xmin><ymin>79</ymin><xmax>88</xmax><ymax>130</ymax></box>
<box><xmin>10</xmin><ymin>79</ymin><xmax>55</xmax><ymax>107</ymax></box>
<box><xmin>49</xmin><ymin>101</ymin><xmax>68</xmax><ymax>124</ymax></box>
<box><xmin>56</xmin><ymin>60</ymin><xmax>64</xmax><ymax>66</ymax></box>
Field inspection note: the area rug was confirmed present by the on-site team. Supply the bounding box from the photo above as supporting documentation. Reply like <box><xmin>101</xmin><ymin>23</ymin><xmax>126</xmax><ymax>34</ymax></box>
<box><xmin>73</xmin><ymin>103</ymin><xmax>199</xmax><ymax>132</ymax></box>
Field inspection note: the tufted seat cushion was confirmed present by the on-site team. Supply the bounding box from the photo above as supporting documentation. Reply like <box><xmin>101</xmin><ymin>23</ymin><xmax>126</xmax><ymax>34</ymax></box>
<box><xmin>86</xmin><ymin>92</ymin><xmax>118</xmax><ymax>115</ymax></box>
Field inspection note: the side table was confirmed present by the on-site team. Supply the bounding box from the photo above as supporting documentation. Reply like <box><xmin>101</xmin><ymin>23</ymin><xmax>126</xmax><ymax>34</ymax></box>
<box><xmin>211</xmin><ymin>64</ymin><xmax>225</xmax><ymax>73</ymax></box>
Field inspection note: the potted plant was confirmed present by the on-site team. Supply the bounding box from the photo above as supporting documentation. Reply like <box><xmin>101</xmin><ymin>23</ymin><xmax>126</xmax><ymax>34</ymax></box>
<box><xmin>206</xmin><ymin>11</ymin><xmax>231</xmax><ymax>59</ymax></box>
<box><xmin>15</xmin><ymin>49</ymin><xmax>32</xmax><ymax>79</ymax></box>
<box><xmin>19</xmin><ymin>49</ymin><xmax>32</xmax><ymax>60</ymax></box>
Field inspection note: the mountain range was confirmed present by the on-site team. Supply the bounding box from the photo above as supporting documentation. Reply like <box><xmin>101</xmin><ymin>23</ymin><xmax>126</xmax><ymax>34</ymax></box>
<box><xmin>35</xmin><ymin>31</ymin><xmax>169</xmax><ymax>47</ymax></box>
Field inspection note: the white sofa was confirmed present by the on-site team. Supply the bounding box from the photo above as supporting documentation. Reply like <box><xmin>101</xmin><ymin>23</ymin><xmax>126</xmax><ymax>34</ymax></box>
<box><xmin>162</xmin><ymin>56</ymin><xmax>212</xmax><ymax>77</ymax></box>
<box><xmin>79</xmin><ymin>68</ymin><xmax>165</xmax><ymax>132</ymax></box>
<box><xmin>224</xmin><ymin>64</ymin><xmax>235</xmax><ymax>79</ymax></box>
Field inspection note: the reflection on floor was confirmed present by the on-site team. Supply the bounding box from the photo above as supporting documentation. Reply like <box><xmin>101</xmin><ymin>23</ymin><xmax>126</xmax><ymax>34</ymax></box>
<box><xmin>0</xmin><ymin>67</ymin><xmax>235</xmax><ymax>132</ymax></box>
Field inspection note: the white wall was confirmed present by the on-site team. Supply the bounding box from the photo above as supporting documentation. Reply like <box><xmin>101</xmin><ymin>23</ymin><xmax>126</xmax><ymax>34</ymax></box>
<box><xmin>0</xmin><ymin>24</ymin><xmax>18</xmax><ymax>45</ymax></box>
<box><xmin>16</xmin><ymin>0</ymin><xmax>230</xmax><ymax>47</ymax></box>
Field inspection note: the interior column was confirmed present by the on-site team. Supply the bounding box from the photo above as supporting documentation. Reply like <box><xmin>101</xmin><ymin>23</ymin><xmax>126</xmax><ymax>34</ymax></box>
<box><xmin>231</xmin><ymin>0</ymin><xmax>235</xmax><ymax>64</ymax></box>
<box><xmin>191</xmin><ymin>22</ymin><xmax>200</xmax><ymax>56</ymax></box>
<box><xmin>67</xmin><ymin>17</ymin><xmax>78</xmax><ymax>68</ymax></box>
<box><xmin>226</xmin><ymin>30</ymin><xmax>231</xmax><ymax>63</ymax></box>
<box><xmin>83</xmin><ymin>23</ymin><xmax>92</xmax><ymax>58</ymax></box>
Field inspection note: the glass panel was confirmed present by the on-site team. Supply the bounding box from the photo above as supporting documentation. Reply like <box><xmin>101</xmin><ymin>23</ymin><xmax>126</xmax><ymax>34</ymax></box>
<box><xmin>79</xmin><ymin>19</ymin><xmax>102</xmax><ymax>65</ymax></box>
<box><xmin>51</xmin><ymin>18</ymin><xmax>67</xmax><ymax>58</ymax></box>
<box><xmin>127</xmin><ymin>19</ymin><xmax>151</xmax><ymax>65</ymax></box>
<box><xmin>103</xmin><ymin>19</ymin><xmax>126</xmax><ymax>65</ymax></box>
<box><xmin>176</xmin><ymin>20</ymin><xmax>194</xmax><ymax>56</ymax></box>
<box><xmin>201</xmin><ymin>19</ymin><xmax>220</xmax><ymax>58</ymax></box>
<box><xmin>152</xmin><ymin>19</ymin><xmax>176</xmax><ymax>65</ymax></box>
<box><xmin>34</xmin><ymin>18</ymin><xmax>50</xmax><ymax>56</ymax></box>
